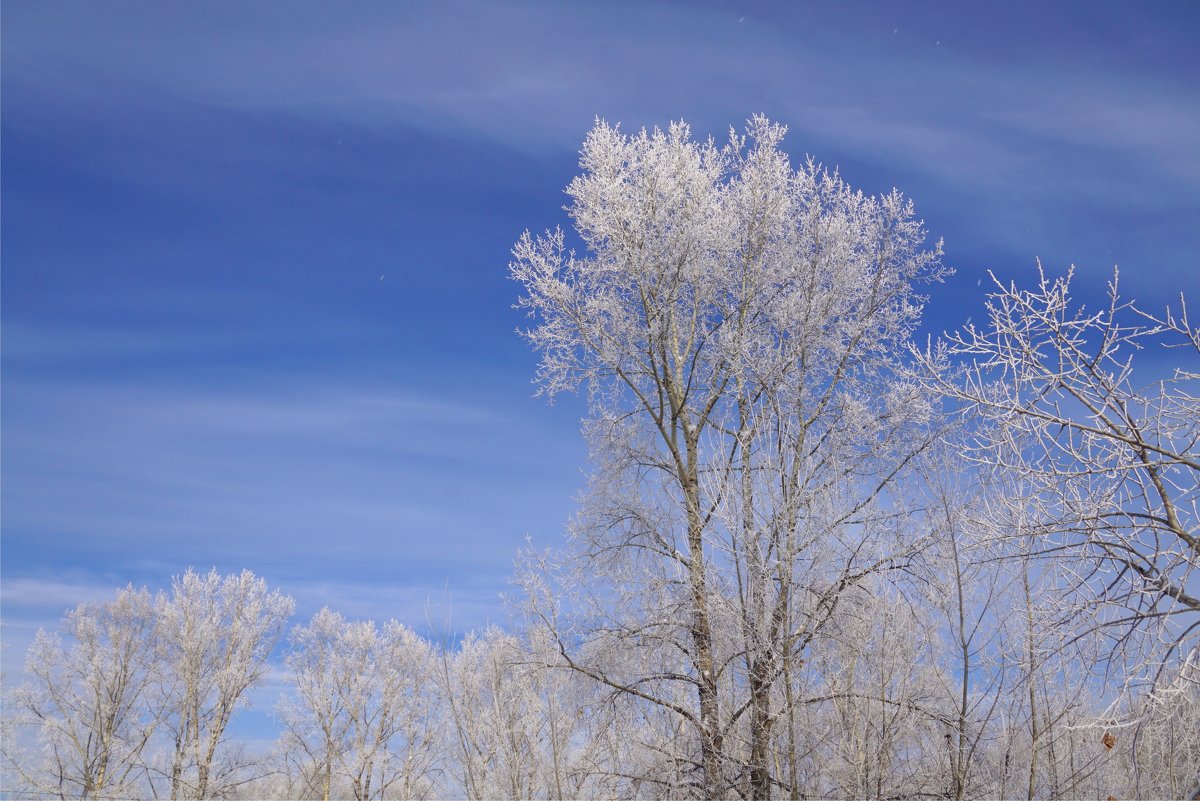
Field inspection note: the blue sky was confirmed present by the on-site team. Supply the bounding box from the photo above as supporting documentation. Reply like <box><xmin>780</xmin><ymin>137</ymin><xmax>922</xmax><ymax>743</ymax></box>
<box><xmin>3</xmin><ymin>1</ymin><xmax>1199</xmax><ymax>676</ymax></box>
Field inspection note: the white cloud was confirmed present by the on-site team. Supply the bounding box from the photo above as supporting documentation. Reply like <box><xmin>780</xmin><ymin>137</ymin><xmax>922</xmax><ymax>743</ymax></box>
<box><xmin>0</xmin><ymin>577</ymin><xmax>123</xmax><ymax>614</ymax></box>
<box><xmin>1</xmin><ymin>371</ymin><xmax>581</xmax><ymax>599</ymax></box>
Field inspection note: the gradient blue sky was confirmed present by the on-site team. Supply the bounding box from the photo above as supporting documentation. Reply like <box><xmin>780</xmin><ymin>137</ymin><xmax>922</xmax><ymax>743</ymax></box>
<box><xmin>3</xmin><ymin>1</ymin><xmax>1199</xmax><ymax>677</ymax></box>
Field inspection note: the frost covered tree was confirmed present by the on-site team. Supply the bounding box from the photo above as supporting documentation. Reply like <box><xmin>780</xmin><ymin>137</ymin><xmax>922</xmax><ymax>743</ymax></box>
<box><xmin>914</xmin><ymin>444</ymin><xmax>1025</xmax><ymax>801</ymax></box>
<box><xmin>512</xmin><ymin>116</ymin><xmax>947</xmax><ymax>798</ymax></box>
<box><xmin>917</xmin><ymin>266</ymin><xmax>1199</xmax><ymax>703</ymax></box>
<box><xmin>3</xmin><ymin>586</ymin><xmax>159</xmax><ymax>800</ymax></box>
<box><xmin>5</xmin><ymin>564</ymin><xmax>1197</xmax><ymax>798</ymax></box>
<box><xmin>435</xmin><ymin>626</ymin><xmax>602</xmax><ymax>800</ymax></box>
<box><xmin>154</xmin><ymin>568</ymin><xmax>294</xmax><ymax>799</ymax></box>
<box><xmin>280</xmin><ymin>607</ymin><xmax>440</xmax><ymax>801</ymax></box>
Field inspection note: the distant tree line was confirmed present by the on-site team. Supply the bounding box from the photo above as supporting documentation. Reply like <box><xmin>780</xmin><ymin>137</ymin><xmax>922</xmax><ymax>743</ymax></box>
<box><xmin>4</xmin><ymin>118</ymin><xmax>1197</xmax><ymax>800</ymax></box>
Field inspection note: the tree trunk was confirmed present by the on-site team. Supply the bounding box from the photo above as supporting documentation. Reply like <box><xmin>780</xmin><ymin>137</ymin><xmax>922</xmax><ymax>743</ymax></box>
<box><xmin>749</xmin><ymin>657</ymin><xmax>773</xmax><ymax>800</ymax></box>
<box><xmin>685</xmin><ymin>437</ymin><xmax>723</xmax><ymax>798</ymax></box>
<box><xmin>1024</xmin><ymin>565</ymin><xmax>1039</xmax><ymax>801</ymax></box>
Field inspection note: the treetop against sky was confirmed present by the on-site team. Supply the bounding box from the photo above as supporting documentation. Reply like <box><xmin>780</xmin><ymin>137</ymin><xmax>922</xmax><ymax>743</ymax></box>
<box><xmin>2</xmin><ymin>0</ymin><xmax>1198</xmax><ymax>678</ymax></box>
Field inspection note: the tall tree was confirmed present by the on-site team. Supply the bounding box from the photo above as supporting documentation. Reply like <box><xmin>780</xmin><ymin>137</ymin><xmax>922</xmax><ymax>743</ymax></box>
<box><xmin>512</xmin><ymin>116</ymin><xmax>946</xmax><ymax>798</ymax></box>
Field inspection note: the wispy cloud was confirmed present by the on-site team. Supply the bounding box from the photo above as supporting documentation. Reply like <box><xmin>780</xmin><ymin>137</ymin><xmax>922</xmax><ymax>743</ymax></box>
<box><xmin>2</xmin><ymin>370</ymin><xmax>583</xmax><ymax>652</ymax></box>
<box><xmin>1</xmin><ymin>576</ymin><xmax>127</xmax><ymax>610</ymax></box>
<box><xmin>2</xmin><ymin>321</ymin><xmax>275</xmax><ymax>364</ymax></box>
<box><xmin>7</xmin><ymin>1</ymin><xmax>1194</xmax><ymax>293</ymax></box>
<box><xmin>10</xmin><ymin>2</ymin><xmax>1195</xmax><ymax>186</ymax></box>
